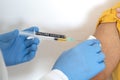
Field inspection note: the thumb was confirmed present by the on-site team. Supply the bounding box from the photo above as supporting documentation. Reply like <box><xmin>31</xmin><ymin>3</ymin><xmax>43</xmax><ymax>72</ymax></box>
<box><xmin>0</xmin><ymin>29</ymin><xmax>19</xmax><ymax>42</ymax></box>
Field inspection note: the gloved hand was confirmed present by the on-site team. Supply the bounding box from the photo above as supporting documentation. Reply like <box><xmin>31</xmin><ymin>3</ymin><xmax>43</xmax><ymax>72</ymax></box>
<box><xmin>53</xmin><ymin>39</ymin><xmax>105</xmax><ymax>80</ymax></box>
<box><xmin>0</xmin><ymin>27</ymin><xmax>40</xmax><ymax>66</ymax></box>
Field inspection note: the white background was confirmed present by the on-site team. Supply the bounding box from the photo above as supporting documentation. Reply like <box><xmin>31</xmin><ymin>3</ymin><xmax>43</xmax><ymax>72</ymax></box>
<box><xmin>0</xmin><ymin>0</ymin><xmax>119</xmax><ymax>80</ymax></box>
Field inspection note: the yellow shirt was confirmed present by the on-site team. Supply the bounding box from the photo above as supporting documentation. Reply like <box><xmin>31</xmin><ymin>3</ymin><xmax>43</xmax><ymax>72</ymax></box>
<box><xmin>97</xmin><ymin>2</ymin><xmax>120</xmax><ymax>80</ymax></box>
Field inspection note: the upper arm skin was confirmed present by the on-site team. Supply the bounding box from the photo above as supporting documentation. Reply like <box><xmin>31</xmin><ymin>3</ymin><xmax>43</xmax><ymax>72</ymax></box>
<box><xmin>92</xmin><ymin>23</ymin><xmax>120</xmax><ymax>80</ymax></box>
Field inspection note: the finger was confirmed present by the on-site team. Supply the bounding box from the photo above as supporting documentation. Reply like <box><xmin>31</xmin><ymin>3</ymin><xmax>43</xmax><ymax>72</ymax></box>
<box><xmin>83</xmin><ymin>39</ymin><xmax>100</xmax><ymax>46</ymax></box>
<box><xmin>26</xmin><ymin>44</ymin><xmax>38</xmax><ymax>52</ymax></box>
<box><xmin>97</xmin><ymin>53</ymin><xmax>105</xmax><ymax>63</ymax></box>
<box><xmin>95</xmin><ymin>62</ymin><xmax>105</xmax><ymax>75</ymax></box>
<box><xmin>97</xmin><ymin>62</ymin><xmax>106</xmax><ymax>74</ymax></box>
<box><xmin>22</xmin><ymin>51</ymin><xmax>36</xmax><ymax>62</ymax></box>
<box><xmin>25</xmin><ymin>38</ymin><xmax>40</xmax><ymax>47</ymax></box>
<box><xmin>92</xmin><ymin>42</ymin><xmax>101</xmax><ymax>52</ymax></box>
<box><xmin>85</xmin><ymin>39</ymin><xmax>101</xmax><ymax>53</ymax></box>
<box><xmin>99</xmin><ymin>62</ymin><xmax>106</xmax><ymax>70</ymax></box>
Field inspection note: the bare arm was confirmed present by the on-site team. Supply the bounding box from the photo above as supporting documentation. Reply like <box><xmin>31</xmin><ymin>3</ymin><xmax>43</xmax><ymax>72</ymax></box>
<box><xmin>92</xmin><ymin>23</ymin><xmax>120</xmax><ymax>80</ymax></box>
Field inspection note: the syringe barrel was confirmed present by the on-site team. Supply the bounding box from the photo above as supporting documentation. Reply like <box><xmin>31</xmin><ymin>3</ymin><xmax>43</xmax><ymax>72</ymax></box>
<box><xmin>19</xmin><ymin>31</ymin><xmax>59</xmax><ymax>41</ymax></box>
<box><xmin>36</xmin><ymin>32</ymin><xmax>66</xmax><ymax>39</ymax></box>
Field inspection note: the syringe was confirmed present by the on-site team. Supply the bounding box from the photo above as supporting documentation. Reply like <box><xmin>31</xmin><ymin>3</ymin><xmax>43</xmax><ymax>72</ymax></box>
<box><xmin>19</xmin><ymin>31</ymin><xmax>75</xmax><ymax>42</ymax></box>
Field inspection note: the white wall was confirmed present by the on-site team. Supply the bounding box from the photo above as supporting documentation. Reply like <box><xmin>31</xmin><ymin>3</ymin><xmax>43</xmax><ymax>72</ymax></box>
<box><xmin>0</xmin><ymin>0</ymin><xmax>107</xmax><ymax>31</ymax></box>
<box><xmin>0</xmin><ymin>0</ymin><xmax>119</xmax><ymax>80</ymax></box>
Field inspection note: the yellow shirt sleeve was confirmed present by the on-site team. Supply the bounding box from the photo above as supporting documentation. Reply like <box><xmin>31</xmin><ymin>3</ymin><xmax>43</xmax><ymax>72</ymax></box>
<box><xmin>97</xmin><ymin>2</ymin><xmax>120</xmax><ymax>32</ymax></box>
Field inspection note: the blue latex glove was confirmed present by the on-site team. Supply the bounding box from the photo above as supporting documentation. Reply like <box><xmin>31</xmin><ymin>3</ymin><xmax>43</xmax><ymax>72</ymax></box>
<box><xmin>53</xmin><ymin>39</ymin><xmax>105</xmax><ymax>80</ymax></box>
<box><xmin>0</xmin><ymin>27</ymin><xmax>40</xmax><ymax>66</ymax></box>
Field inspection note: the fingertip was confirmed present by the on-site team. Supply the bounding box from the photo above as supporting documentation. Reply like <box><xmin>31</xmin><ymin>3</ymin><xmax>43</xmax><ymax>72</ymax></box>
<box><xmin>31</xmin><ymin>44</ymin><xmax>37</xmax><ymax>51</ymax></box>
<box><xmin>28</xmin><ymin>51</ymin><xmax>36</xmax><ymax>61</ymax></box>
<box><xmin>29</xmin><ymin>51</ymin><xmax>36</xmax><ymax>59</ymax></box>
<box><xmin>34</xmin><ymin>38</ymin><xmax>40</xmax><ymax>44</ymax></box>
<box><xmin>101</xmin><ymin>53</ymin><xmax>105</xmax><ymax>60</ymax></box>
<box><xmin>102</xmin><ymin>63</ymin><xmax>106</xmax><ymax>69</ymax></box>
<box><xmin>97</xmin><ymin>53</ymin><xmax>105</xmax><ymax>64</ymax></box>
<box><xmin>92</xmin><ymin>42</ymin><xmax>101</xmax><ymax>52</ymax></box>
<box><xmin>92</xmin><ymin>39</ymin><xmax>100</xmax><ymax>44</ymax></box>
<box><xmin>85</xmin><ymin>39</ymin><xmax>100</xmax><ymax>46</ymax></box>
<box><xmin>99</xmin><ymin>62</ymin><xmax>106</xmax><ymax>71</ymax></box>
<box><xmin>26</xmin><ymin>44</ymin><xmax>37</xmax><ymax>53</ymax></box>
<box><xmin>23</xmin><ymin>51</ymin><xmax>36</xmax><ymax>62</ymax></box>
